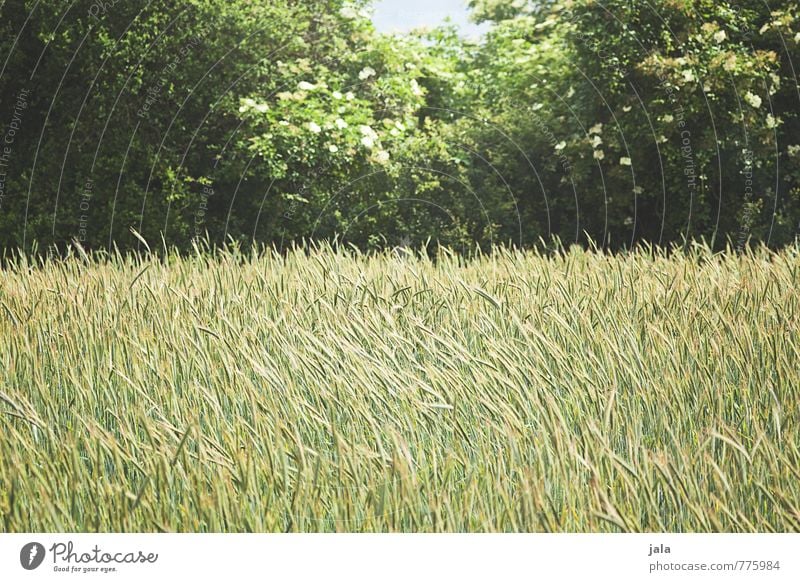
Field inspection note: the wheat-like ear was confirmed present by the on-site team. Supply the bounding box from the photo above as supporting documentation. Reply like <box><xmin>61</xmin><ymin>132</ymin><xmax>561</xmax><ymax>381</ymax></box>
<box><xmin>0</xmin><ymin>242</ymin><xmax>797</xmax><ymax>531</ymax></box>
<box><xmin>129</xmin><ymin>227</ymin><xmax>151</xmax><ymax>253</ymax></box>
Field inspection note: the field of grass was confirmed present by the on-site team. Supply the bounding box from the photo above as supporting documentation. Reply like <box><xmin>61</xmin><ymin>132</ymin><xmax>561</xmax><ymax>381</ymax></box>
<box><xmin>1</xmin><ymin>244</ymin><xmax>799</xmax><ymax>532</ymax></box>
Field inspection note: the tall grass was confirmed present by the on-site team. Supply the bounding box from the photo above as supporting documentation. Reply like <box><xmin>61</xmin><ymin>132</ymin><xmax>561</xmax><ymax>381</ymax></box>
<box><xmin>1</xmin><ymin>243</ymin><xmax>798</xmax><ymax>532</ymax></box>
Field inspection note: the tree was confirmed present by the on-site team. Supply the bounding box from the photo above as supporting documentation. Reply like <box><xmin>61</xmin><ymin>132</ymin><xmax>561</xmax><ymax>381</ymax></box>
<box><xmin>459</xmin><ymin>0</ymin><xmax>800</xmax><ymax>248</ymax></box>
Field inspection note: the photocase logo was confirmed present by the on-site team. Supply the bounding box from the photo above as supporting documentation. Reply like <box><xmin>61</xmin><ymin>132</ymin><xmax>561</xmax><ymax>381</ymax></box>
<box><xmin>20</xmin><ymin>542</ymin><xmax>46</xmax><ymax>570</ymax></box>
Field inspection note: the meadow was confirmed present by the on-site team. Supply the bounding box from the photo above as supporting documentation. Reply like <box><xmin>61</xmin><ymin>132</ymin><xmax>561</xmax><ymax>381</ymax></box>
<box><xmin>0</xmin><ymin>243</ymin><xmax>798</xmax><ymax>532</ymax></box>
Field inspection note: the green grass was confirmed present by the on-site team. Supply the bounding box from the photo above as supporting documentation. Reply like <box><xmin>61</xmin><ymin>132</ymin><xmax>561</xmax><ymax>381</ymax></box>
<box><xmin>1</xmin><ymin>243</ymin><xmax>799</xmax><ymax>532</ymax></box>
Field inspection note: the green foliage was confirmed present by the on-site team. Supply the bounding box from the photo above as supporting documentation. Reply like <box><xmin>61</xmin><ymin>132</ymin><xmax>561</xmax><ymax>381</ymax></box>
<box><xmin>0</xmin><ymin>0</ymin><xmax>383</xmax><ymax>250</ymax></box>
<box><xmin>452</xmin><ymin>0</ymin><xmax>800</xmax><ymax>248</ymax></box>
<box><xmin>1</xmin><ymin>0</ymin><xmax>798</xmax><ymax>252</ymax></box>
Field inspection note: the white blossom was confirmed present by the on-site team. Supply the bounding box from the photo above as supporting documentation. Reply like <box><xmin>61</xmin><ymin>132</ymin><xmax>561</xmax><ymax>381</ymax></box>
<box><xmin>359</xmin><ymin>125</ymin><xmax>378</xmax><ymax>139</ymax></box>
<box><xmin>589</xmin><ymin>123</ymin><xmax>603</xmax><ymax>135</ymax></box>
<box><xmin>591</xmin><ymin>135</ymin><xmax>603</xmax><ymax>148</ymax></box>
<box><xmin>593</xmin><ymin>149</ymin><xmax>605</xmax><ymax>160</ymax></box>
<box><xmin>713</xmin><ymin>30</ymin><xmax>727</xmax><ymax>43</ymax></box>
<box><xmin>359</xmin><ymin>67</ymin><xmax>376</xmax><ymax>80</ymax></box>
<box><xmin>375</xmin><ymin>150</ymin><xmax>390</xmax><ymax>164</ymax></box>
<box><xmin>307</xmin><ymin>122</ymin><xmax>322</xmax><ymax>134</ymax></box>
<box><xmin>361</xmin><ymin>136</ymin><xmax>374</xmax><ymax>149</ymax></box>
<box><xmin>328</xmin><ymin>144</ymin><xmax>339</xmax><ymax>153</ymax></box>
<box><xmin>744</xmin><ymin>91</ymin><xmax>762</xmax><ymax>108</ymax></box>
<box><xmin>239</xmin><ymin>97</ymin><xmax>256</xmax><ymax>112</ymax></box>
<box><xmin>682</xmin><ymin>70</ymin><xmax>695</xmax><ymax>83</ymax></box>
<box><xmin>769</xmin><ymin>73</ymin><xmax>781</xmax><ymax>94</ymax></box>
<box><xmin>340</xmin><ymin>4</ymin><xmax>358</xmax><ymax>19</ymax></box>
<box><xmin>554</xmin><ymin>141</ymin><xmax>566</xmax><ymax>151</ymax></box>
<box><xmin>335</xmin><ymin>118</ymin><xmax>348</xmax><ymax>129</ymax></box>
<box><xmin>620</xmin><ymin>157</ymin><xmax>632</xmax><ymax>166</ymax></box>
<box><xmin>298</xmin><ymin>81</ymin><xmax>316</xmax><ymax>91</ymax></box>
<box><xmin>332</xmin><ymin>91</ymin><xmax>343</xmax><ymax>100</ymax></box>
<box><xmin>410</xmin><ymin>79</ymin><xmax>424</xmax><ymax>96</ymax></box>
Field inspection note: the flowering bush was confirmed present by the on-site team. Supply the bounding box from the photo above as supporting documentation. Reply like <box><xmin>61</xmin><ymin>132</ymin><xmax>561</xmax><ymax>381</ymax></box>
<box><xmin>1</xmin><ymin>0</ymin><xmax>797</xmax><ymax>252</ymax></box>
<box><xmin>458</xmin><ymin>0</ymin><xmax>800</xmax><ymax>248</ymax></box>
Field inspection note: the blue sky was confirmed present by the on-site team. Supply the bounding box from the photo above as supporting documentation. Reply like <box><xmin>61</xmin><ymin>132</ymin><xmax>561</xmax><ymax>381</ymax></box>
<box><xmin>371</xmin><ymin>0</ymin><xmax>488</xmax><ymax>38</ymax></box>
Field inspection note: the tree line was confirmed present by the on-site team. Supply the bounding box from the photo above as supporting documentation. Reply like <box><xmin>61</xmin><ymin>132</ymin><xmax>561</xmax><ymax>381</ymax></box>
<box><xmin>0</xmin><ymin>0</ymin><xmax>798</xmax><ymax>253</ymax></box>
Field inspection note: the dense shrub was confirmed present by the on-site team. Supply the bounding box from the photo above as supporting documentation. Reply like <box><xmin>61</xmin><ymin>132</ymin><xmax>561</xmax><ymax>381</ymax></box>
<box><xmin>1</xmin><ymin>0</ymin><xmax>798</xmax><ymax>252</ymax></box>
<box><xmin>461</xmin><ymin>0</ymin><xmax>800</xmax><ymax>248</ymax></box>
